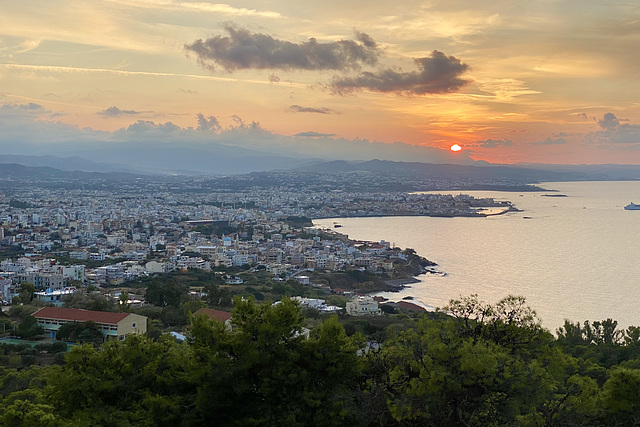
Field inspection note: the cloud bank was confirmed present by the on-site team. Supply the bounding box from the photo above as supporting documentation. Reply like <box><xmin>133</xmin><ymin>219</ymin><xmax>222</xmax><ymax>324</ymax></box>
<box><xmin>185</xmin><ymin>24</ymin><xmax>379</xmax><ymax>72</ymax></box>
<box><xmin>185</xmin><ymin>25</ymin><xmax>469</xmax><ymax>97</ymax></box>
<box><xmin>294</xmin><ymin>131</ymin><xmax>336</xmax><ymax>137</ymax></box>
<box><xmin>474</xmin><ymin>138</ymin><xmax>513</xmax><ymax>148</ymax></box>
<box><xmin>330</xmin><ymin>51</ymin><xmax>470</xmax><ymax>95</ymax></box>
<box><xmin>97</xmin><ymin>106</ymin><xmax>142</xmax><ymax>117</ymax></box>
<box><xmin>288</xmin><ymin>105</ymin><xmax>337</xmax><ymax>114</ymax></box>
<box><xmin>586</xmin><ymin>112</ymin><xmax>640</xmax><ymax>144</ymax></box>
<box><xmin>532</xmin><ymin>137</ymin><xmax>566</xmax><ymax>146</ymax></box>
<box><xmin>0</xmin><ymin>102</ymin><xmax>473</xmax><ymax>170</ymax></box>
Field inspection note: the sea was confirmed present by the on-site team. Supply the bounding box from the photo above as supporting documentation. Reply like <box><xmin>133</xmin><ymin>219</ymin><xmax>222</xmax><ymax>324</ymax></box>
<box><xmin>313</xmin><ymin>181</ymin><xmax>640</xmax><ymax>332</ymax></box>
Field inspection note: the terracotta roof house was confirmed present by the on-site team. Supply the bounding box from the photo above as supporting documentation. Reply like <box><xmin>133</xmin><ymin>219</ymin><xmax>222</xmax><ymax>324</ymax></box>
<box><xmin>193</xmin><ymin>308</ymin><xmax>232</xmax><ymax>324</ymax></box>
<box><xmin>33</xmin><ymin>307</ymin><xmax>147</xmax><ymax>341</ymax></box>
<box><xmin>395</xmin><ymin>301</ymin><xmax>427</xmax><ymax>312</ymax></box>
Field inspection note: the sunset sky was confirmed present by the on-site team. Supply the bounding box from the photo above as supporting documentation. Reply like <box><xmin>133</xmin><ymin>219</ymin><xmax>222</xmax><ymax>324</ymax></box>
<box><xmin>2</xmin><ymin>0</ymin><xmax>640</xmax><ymax>165</ymax></box>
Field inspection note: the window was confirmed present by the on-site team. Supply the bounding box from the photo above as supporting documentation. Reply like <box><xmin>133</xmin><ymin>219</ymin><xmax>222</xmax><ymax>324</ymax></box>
<box><xmin>132</xmin><ymin>322</ymin><xmax>136</xmax><ymax>328</ymax></box>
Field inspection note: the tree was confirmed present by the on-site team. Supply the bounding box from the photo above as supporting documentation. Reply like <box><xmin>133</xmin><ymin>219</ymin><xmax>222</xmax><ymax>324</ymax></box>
<box><xmin>189</xmin><ymin>297</ymin><xmax>363</xmax><ymax>426</ymax></box>
<box><xmin>600</xmin><ymin>368</ymin><xmax>640</xmax><ymax>425</ymax></box>
<box><xmin>145</xmin><ymin>281</ymin><xmax>185</xmax><ymax>308</ymax></box>
<box><xmin>0</xmin><ymin>399</ymin><xmax>61</xmax><ymax>426</ymax></box>
<box><xmin>146</xmin><ymin>319</ymin><xmax>163</xmax><ymax>341</ymax></box>
<box><xmin>203</xmin><ymin>283</ymin><xmax>232</xmax><ymax>308</ymax></box>
<box><xmin>16</xmin><ymin>316</ymin><xmax>43</xmax><ymax>339</ymax></box>
<box><xmin>367</xmin><ymin>296</ymin><xmax>593</xmax><ymax>426</ymax></box>
<box><xmin>445</xmin><ymin>294</ymin><xmax>549</xmax><ymax>351</ymax></box>
<box><xmin>181</xmin><ymin>299</ymin><xmax>206</xmax><ymax>317</ymax></box>
<box><xmin>63</xmin><ymin>291</ymin><xmax>116</xmax><ymax>312</ymax></box>
<box><xmin>47</xmin><ymin>336</ymin><xmax>195</xmax><ymax>426</ymax></box>
<box><xmin>18</xmin><ymin>283</ymin><xmax>35</xmax><ymax>304</ymax></box>
<box><xmin>118</xmin><ymin>291</ymin><xmax>130</xmax><ymax>312</ymax></box>
<box><xmin>56</xmin><ymin>321</ymin><xmax>102</xmax><ymax>343</ymax></box>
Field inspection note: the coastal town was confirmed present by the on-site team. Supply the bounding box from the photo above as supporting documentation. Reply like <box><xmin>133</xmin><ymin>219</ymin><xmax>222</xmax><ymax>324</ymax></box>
<box><xmin>0</xmin><ymin>168</ymin><xmax>524</xmax><ymax>345</ymax></box>
<box><xmin>0</xmin><ymin>180</ymin><xmax>514</xmax><ymax>287</ymax></box>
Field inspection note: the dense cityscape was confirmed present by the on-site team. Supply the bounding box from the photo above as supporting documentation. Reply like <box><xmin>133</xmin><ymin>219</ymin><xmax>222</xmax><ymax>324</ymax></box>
<box><xmin>0</xmin><ymin>169</ymin><xmax>517</xmax><ymax>308</ymax></box>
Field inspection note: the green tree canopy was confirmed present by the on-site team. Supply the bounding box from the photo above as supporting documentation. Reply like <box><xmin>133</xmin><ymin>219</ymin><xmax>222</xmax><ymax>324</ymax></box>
<box><xmin>56</xmin><ymin>321</ymin><xmax>102</xmax><ymax>343</ymax></box>
<box><xmin>16</xmin><ymin>316</ymin><xmax>43</xmax><ymax>339</ymax></box>
<box><xmin>145</xmin><ymin>281</ymin><xmax>185</xmax><ymax>308</ymax></box>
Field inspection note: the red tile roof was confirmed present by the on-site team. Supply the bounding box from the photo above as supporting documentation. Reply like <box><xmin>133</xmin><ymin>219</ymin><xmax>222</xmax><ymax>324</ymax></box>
<box><xmin>33</xmin><ymin>307</ymin><xmax>131</xmax><ymax>325</ymax></box>
<box><xmin>193</xmin><ymin>308</ymin><xmax>232</xmax><ymax>322</ymax></box>
<box><xmin>396</xmin><ymin>301</ymin><xmax>427</xmax><ymax>312</ymax></box>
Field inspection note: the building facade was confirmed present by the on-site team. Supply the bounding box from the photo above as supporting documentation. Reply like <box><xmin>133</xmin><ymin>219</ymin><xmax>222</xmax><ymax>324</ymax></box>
<box><xmin>33</xmin><ymin>307</ymin><xmax>147</xmax><ymax>341</ymax></box>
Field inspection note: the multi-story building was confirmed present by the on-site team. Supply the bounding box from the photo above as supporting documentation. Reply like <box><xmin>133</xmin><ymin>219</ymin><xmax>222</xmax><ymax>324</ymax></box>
<box><xmin>33</xmin><ymin>307</ymin><xmax>147</xmax><ymax>341</ymax></box>
<box><xmin>346</xmin><ymin>296</ymin><xmax>382</xmax><ymax>316</ymax></box>
<box><xmin>34</xmin><ymin>288</ymin><xmax>76</xmax><ymax>306</ymax></box>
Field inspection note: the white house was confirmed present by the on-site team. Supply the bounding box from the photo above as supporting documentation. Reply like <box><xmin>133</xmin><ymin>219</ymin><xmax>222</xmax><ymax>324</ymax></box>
<box><xmin>346</xmin><ymin>296</ymin><xmax>382</xmax><ymax>316</ymax></box>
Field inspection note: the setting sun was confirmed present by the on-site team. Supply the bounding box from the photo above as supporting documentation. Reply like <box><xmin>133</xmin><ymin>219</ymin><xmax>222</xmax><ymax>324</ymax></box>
<box><xmin>450</xmin><ymin>144</ymin><xmax>462</xmax><ymax>152</ymax></box>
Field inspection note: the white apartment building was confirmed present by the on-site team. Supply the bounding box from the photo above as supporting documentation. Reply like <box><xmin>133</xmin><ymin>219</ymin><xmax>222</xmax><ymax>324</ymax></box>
<box><xmin>346</xmin><ymin>296</ymin><xmax>382</xmax><ymax>316</ymax></box>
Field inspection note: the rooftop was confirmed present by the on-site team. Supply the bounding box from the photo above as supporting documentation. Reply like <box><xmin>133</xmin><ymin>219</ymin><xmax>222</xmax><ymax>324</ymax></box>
<box><xmin>33</xmin><ymin>307</ymin><xmax>131</xmax><ymax>324</ymax></box>
<box><xmin>193</xmin><ymin>307</ymin><xmax>232</xmax><ymax>323</ymax></box>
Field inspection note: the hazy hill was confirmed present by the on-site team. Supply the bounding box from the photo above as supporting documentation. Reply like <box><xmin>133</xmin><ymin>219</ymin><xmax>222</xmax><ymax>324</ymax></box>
<box><xmin>0</xmin><ymin>163</ymin><xmax>146</xmax><ymax>182</ymax></box>
<box><xmin>296</xmin><ymin>159</ymin><xmax>597</xmax><ymax>183</ymax></box>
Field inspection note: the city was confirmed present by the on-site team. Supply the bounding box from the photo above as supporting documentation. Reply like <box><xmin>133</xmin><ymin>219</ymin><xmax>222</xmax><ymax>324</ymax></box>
<box><xmin>0</xmin><ymin>169</ymin><xmax>515</xmax><ymax>311</ymax></box>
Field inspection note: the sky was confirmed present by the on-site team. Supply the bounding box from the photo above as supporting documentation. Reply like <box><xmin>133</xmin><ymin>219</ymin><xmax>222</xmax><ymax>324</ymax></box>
<box><xmin>1</xmin><ymin>0</ymin><xmax>640</xmax><ymax>166</ymax></box>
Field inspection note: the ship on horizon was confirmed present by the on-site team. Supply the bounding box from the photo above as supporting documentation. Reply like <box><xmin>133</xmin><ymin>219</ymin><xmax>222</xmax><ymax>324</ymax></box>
<box><xmin>624</xmin><ymin>202</ymin><xmax>640</xmax><ymax>210</ymax></box>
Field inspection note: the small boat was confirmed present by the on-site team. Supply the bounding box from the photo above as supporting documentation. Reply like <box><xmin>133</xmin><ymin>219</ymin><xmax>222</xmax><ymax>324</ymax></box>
<box><xmin>624</xmin><ymin>202</ymin><xmax>640</xmax><ymax>210</ymax></box>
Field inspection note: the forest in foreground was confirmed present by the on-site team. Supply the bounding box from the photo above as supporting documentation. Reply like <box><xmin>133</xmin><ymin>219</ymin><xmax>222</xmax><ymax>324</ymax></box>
<box><xmin>2</xmin><ymin>295</ymin><xmax>640</xmax><ymax>427</ymax></box>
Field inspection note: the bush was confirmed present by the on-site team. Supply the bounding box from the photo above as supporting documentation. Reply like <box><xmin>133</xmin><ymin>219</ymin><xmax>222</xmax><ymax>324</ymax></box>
<box><xmin>48</xmin><ymin>341</ymin><xmax>67</xmax><ymax>353</ymax></box>
<box><xmin>0</xmin><ymin>343</ymin><xmax>15</xmax><ymax>355</ymax></box>
<box><xmin>53</xmin><ymin>352</ymin><xmax>66</xmax><ymax>365</ymax></box>
<box><xmin>34</xmin><ymin>343</ymin><xmax>49</xmax><ymax>352</ymax></box>
<box><xmin>19</xmin><ymin>347</ymin><xmax>37</xmax><ymax>356</ymax></box>
<box><xmin>21</xmin><ymin>354</ymin><xmax>36</xmax><ymax>367</ymax></box>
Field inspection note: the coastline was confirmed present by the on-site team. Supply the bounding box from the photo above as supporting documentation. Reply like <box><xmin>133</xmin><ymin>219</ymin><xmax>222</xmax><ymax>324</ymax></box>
<box><xmin>314</xmin><ymin>181</ymin><xmax>640</xmax><ymax>330</ymax></box>
<box><xmin>384</xmin><ymin>277</ymin><xmax>421</xmax><ymax>287</ymax></box>
<box><xmin>314</xmin><ymin>206</ymin><xmax>514</xmax><ymax>221</ymax></box>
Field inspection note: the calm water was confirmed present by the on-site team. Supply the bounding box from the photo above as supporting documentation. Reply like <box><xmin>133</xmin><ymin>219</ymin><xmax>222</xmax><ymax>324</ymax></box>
<box><xmin>314</xmin><ymin>181</ymin><xmax>640</xmax><ymax>331</ymax></box>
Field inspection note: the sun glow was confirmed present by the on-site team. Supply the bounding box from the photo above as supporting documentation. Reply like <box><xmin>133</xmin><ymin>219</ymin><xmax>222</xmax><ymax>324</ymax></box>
<box><xmin>450</xmin><ymin>144</ymin><xmax>462</xmax><ymax>152</ymax></box>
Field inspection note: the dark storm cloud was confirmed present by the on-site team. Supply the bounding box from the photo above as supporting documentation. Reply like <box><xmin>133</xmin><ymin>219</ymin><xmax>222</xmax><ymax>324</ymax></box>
<box><xmin>532</xmin><ymin>137</ymin><xmax>566</xmax><ymax>145</ymax></box>
<box><xmin>97</xmin><ymin>106</ymin><xmax>142</xmax><ymax>117</ymax></box>
<box><xmin>330</xmin><ymin>51</ymin><xmax>469</xmax><ymax>95</ymax></box>
<box><xmin>294</xmin><ymin>131</ymin><xmax>336</xmax><ymax>137</ymax></box>
<box><xmin>586</xmin><ymin>112</ymin><xmax>640</xmax><ymax>144</ymax></box>
<box><xmin>288</xmin><ymin>105</ymin><xmax>336</xmax><ymax>114</ymax></box>
<box><xmin>185</xmin><ymin>24</ymin><xmax>379</xmax><ymax>72</ymax></box>
<box><xmin>475</xmin><ymin>138</ymin><xmax>512</xmax><ymax>148</ymax></box>
<box><xmin>196</xmin><ymin>113</ymin><xmax>221</xmax><ymax>131</ymax></box>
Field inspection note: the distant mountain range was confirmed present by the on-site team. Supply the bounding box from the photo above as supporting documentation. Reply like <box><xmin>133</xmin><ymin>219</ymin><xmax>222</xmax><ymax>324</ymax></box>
<box><xmin>295</xmin><ymin>159</ymin><xmax>640</xmax><ymax>183</ymax></box>
<box><xmin>0</xmin><ymin>163</ymin><xmax>145</xmax><ymax>181</ymax></box>
<box><xmin>0</xmin><ymin>155</ymin><xmax>126</xmax><ymax>173</ymax></box>
<box><xmin>0</xmin><ymin>145</ymin><xmax>316</xmax><ymax>175</ymax></box>
<box><xmin>0</xmin><ymin>155</ymin><xmax>639</xmax><ymax>184</ymax></box>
